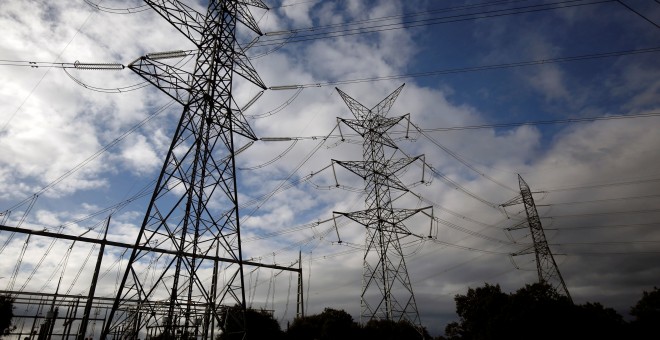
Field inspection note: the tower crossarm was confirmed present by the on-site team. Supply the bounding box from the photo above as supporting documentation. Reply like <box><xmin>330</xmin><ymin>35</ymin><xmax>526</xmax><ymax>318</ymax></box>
<box><xmin>336</xmin><ymin>84</ymin><xmax>404</xmax><ymax>120</ymax></box>
<box><xmin>233</xmin><ymin>1</ymin><xmax>268</xmax><ymax>35</ymax></box>
<box><xmin>334</xmin><ymin>206</ymin><xmax>433</xmax><ymax>237</ymax></box>
<box><xmin>145</xmin><ymin>0</ymin><xmax>206</xmax><ymax>43</ymax></box>
<box><xmin>386</xmin><ymin>155</ymin><xmax>422</xmax><ymax>175</ymax></box>
<box><xmin>335</xmin><ymin>155</ymin><xmax>422</xmax><ymax>192</ymax></box>
<box><xmin>231</xmin><ymin>45</ymin><xmax>267</xmax><ymax>89</ymax></box>
<box><xmin>129</xmin><ymin>56</ymin><xmax>192</xmax><ymax>104</ymax></box>
<box><xmin>339</xmin><ymin>115</ymin><xmax>406</xmax><ymax>149</ymax></box>
<box><xmin>144</xmin><ymin>0</ymin><xmax>268</xmax><ymax>44</ymax></box>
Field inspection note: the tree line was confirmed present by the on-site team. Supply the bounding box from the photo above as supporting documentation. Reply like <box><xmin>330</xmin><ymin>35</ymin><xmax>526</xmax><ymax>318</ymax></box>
<box><xmin>221</xmin><ymin>283</ymin><xmax>658</xmax><ymax>340</ymax></box>
<box><xmin>1</xmin><ymin>284</ymin><xmax>658</xmax><ymax>339</ymax></box>
<box><xmin>441</xmin><ymin>283</ymin><xmax>658</xmax><ymax>340</ymax></box>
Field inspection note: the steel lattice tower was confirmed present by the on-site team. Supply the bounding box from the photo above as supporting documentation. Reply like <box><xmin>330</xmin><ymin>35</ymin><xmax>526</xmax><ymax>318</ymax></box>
<box><xmin>333</xmin><ymin>84</ymin><xmax>431</xmax><ymax>325</ymax></box>
<box><xmin>103</xmin><ymin>1</ymin><xmax>267</xmax><ymax>339</ymax></box>
<box><xmin>505</xmin><ymin>174</ymin><xmax>572</xmax><ymax>302</ymax></box>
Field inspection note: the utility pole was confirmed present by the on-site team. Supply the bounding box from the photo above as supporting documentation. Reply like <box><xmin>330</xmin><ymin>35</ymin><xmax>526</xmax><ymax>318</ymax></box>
<box><xmin>102</xmin><ymin>1</ymin><xmax>267</xmax><ymax>339</ymax></box>
<box><xmin>332</xmin><ymin>84</ymin><xmax>432</xmax><ymax>326</ymax></box>
<box><xmin>503</xmin><ymin>174</ymin><xmax>572</xmax><ymax>302</ymax></box>
<box><xmin>78</xmin><ymin>217</ymin><xmax>110</xmax><ymax>340</ymax></box>
<box><xmin>296</xmin><ymin>251</ymin><xmax>304</xmax><ymax>319</ymax></box>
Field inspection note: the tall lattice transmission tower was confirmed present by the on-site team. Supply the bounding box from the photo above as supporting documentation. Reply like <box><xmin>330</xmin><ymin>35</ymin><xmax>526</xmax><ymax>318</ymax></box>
<box><xmin>503</xmin><ymin>174</ymin><xmax>572</xmax><ymax>302</ymax></box>
<box><xmin>332</xmin><ymin>84</ymin><xmax>432</xmax><ymax>326</ymax></box>
<box><xmin>103</xmin><ymin>1</ymin><xmax>267</xmax><ymax>339</ymax></box>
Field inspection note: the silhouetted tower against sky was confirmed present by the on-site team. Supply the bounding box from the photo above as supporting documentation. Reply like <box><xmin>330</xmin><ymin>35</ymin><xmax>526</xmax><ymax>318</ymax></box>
<box><xmin>333</xmin><ymin>84</ymin><xmax>431</xmax><ymax>326</ymax></box>
<box><xmin>504</xmin><ymin>174</ymin><xmax>572</xmax><ymax>302</ymax></box>
<box><xmin>103</xmin><ymin>1</ymin><xmax>267</xmax><ymax>339</ymax></box>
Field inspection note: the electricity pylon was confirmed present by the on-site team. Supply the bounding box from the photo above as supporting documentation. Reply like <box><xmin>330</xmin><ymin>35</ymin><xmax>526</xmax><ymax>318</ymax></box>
<box><xmin>502</xmin><ymin>174</ymin><xmax>572</xmax><ymax>302</ymax></box>
<box><xmin>332</xmin><ymin>84</ymin><xmax>432</xmax><ymax>326</ymax></box>
<box><xmin>103</xmin><ymin>1</ymin><xmax>267</xmax><ymax>339</ymax></box>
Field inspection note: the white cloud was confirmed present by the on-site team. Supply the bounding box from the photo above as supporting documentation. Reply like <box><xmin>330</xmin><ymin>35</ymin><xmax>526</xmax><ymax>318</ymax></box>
<box><xmin>119</xmin><ymin>134</ymin><xmax>160</xmax><ymax>175</ymax></box>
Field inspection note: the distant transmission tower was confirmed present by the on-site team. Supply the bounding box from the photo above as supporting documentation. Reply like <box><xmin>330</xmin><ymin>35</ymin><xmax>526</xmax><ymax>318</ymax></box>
<box><xmin>332</xmin><ymin>84</ymin><xmax>432</xmax><ymax>326</ymax></box>
<box><xmin>103</xmin><ymin>1</ymin><xmax>267</xmax><ymax>339</ymax></box>
<box><xmin>503</xmin><ymin>174</ymin><xmax>572</xmax><ymax>302</ymax></box>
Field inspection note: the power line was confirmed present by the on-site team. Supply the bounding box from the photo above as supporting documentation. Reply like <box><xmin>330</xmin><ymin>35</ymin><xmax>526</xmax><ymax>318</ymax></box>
<box><xmin>408</xmin><ymin>189</ymin><xmax>510</xmax><ymax>230</ymax></box>
<box><xmin>549</xmin><ymin>222</ymin><xmax>659</xmax><ymax>230</ymax></box>
<box><xmin>83</xmin><ymin>0</ymin><xmax>150</xmax><ymax>14</ymax></box>
<box><xmin>267</xmin><ymin>46</ymin><xmax>660</xmax><ymax>88</ymax></box>
<box><xmin>415</xmin><ymin>112</ymin><xmax>660</xmax><ymax>132</ymax></box>
<box><xmin>379</xmin><ymin>129</ymin><xmax>503</xmax><ymax>210</ymax></box>
<box><xmin>254</xmin><ymin>0</ymin><xmax>615</xmax><ymax>47</ymax></box>
<box><xmin>426</xmin><ymin>238</ymin><xmax>513</xmax><ymax>255</ymax></box>
<box><xmin>616</xmin><ymin>0</ymin><xmax>660</xmax><ymax>29</ymax></box>
<box><xmin>544</xmin><ymin>208</ymin><xmax>660</xmax><ymax>219</ymax></box>
<box><xmin>565</xmin><ymin>250</ymin><xmax>660</xmax><ymax>255</ymax></box>
<box><xmin>260</xmin><ymin>111</ymin><xmax>660</xmax><ymax>140</ymax></box>
<box><xmin>551</xmin><ymin>240</ymin><xmax>660</xmax><ymax>246</ymax></box>
<box><xmin>240</xmin><ymin>124</ymin><xmax>339</xmax><ymax>223</ymax></box>
<box><xmin>274</xmin><ymin>0</ymin><xmax>320</xmax><ymax>8</ymax></box>
<box><xmin>539</xmin><ymin>176</ymin><xmax>660</xmax><ymax>192</ymax></box>
<box><xmin>4</xmin><ymin>100</ymin><xmax>174</xmax><ymax>212</ymax></box>
<box><xmin>409</xmin><ymin>120</ymin><xmax>518</xmax><ymax>193</ymax></box>
<box><xmin>1</xmin><ymin>5</ymin><xmax>101</xmax><ymax>132</ymax></box>
<box><xmin>537</xmin><ymin>193</ymin><xmax>660</xmax><ymax>207</ymax></box>
<box><xmin>63</xmin><ymin>68</ymin><xmax>147</xmax><ymax>93</ymax></box>
<box><xmin>263</xmin><ymin>0</ymin><xmax>528</xmax><ymax>38</ymax></box>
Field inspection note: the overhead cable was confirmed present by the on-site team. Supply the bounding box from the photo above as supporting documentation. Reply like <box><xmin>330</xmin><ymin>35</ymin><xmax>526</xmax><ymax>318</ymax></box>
<box><xmin>425</xmin><ymin>238</ymin><xmax>513</xmax><ymax>255</ymax></box>
<box><xmin>409</xmin><ymin>120</ymin><xmax>518</xmax><ymax>193</ymax></box>
<box><xmin>395</xmin><ymin>147</ymin><xmax>501</xmax><ymax>209</ymax></box>
<box><xmin>240</xmin><ymin>124</ymin><xmax>339</xmax><ymax>223</ymax></box>
<box><xmin>246</xmin><ymin>87</ymin><xmax>304</xmax><ymax>119</ymax></box>
<box><xmin>263</xmin><ymin>111</ymin><xmax>660</xmax><ymax>141</ymax></box>
<box><xmin>83</xmin><ymin>0</ymin><xmax>150</xmax><ymax>14</ymax></box>
<box><xmin>263</xmin><ymin>0</ymin><xmax>527</xmax><ymax>37</ymax></box>
<box><xmin>238</xmin><ymin>139</ymin><xmax>299</xmax><ymax>170</ymax></box>
<box><xmin>549</xmin><ymin>222</ymin><xmax>659</xmax><ymax>230</ymax></box>
<box><xmin>418</xmin><ymin>111</ymin><xmax>660</xmax><ymax>132</ymax></box>
<box><xmin>5</xmin><ymin>101</ymin><xmax>174</xmax><ymax>212</ymax></box>
<box><xmin>255</xmin><ymin>0</ymin><xmax>615</xmax><ymax>47</ymax></box>
<box><xmin>268</xmin><ymin>46</ymin><xmax>660</xmax><ymax>88</ymax></box>
<box><xmin>616</xmin><ymin>0</ymin><xmax>660</xmax><ymax>29</ymax></box>
<box><xmin>537</xmin><ymin>193</ymin><xmax>660</xmax><ymax>206</ymax></box>
<box><xmin>63</xmin><ymin>68</ymin><xmax>148</xmax><ymax>93</ymax></box>
<box><xmin>539</xmin><ymin>176</ymin><xmax>660</xmax><ymax>192</ymax></box>
<box><xmin>543</xmin><ymin>208</ymin><xmax>660</xmax><ymax>219</ymax></box>
<box><xmin>1</xmin><ymin>4</ymin><xmax>100</xmax><ymax>133</ymax></box>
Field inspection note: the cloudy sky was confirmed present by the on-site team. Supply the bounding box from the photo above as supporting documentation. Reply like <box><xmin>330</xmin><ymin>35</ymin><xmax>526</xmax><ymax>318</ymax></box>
<box><xmin>1</xmin><ymin>0</ymin><xmax>659</xmax><ymax>336</ymax></box>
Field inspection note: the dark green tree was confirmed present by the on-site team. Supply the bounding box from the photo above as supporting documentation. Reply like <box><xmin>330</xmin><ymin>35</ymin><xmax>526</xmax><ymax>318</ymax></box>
<box><xmin>572</xmin><ymin>302</ymin><xmax>626</xmax><ymax>339</ymax></box>
<box><xmin>444</xmin><ymin>282</ymin><xmax>627</xmax><ymax>340</ymax></box>
<box><xmin>0</xmin><ymin>295</ymin><xmax>15</xmax><ymax>336</ymax></box>
<box><xmin>630</xmin><ymin>286</ymin><xmax>660</xmax><ymax>339</ymax></box>
<box><xmin>286</xmin><ymin>308</ymin><xmax>360</xmax><ymax>340</ymax></box>
<box><xmin>506</xmin><ymin>282</ymin><xmax>574</xmax><ymax>339</ymax></box>
<box><xmin>362</xmin><ymin>319</ymin><xmax>432</xmax><ymax>340</ymax></box>
<box><xmin>450</xmin><ymin>283</ymin><xmax>509</xmax><ymax>339</ymax></box>
<box><xmin>218</xmin><ymin>307</ymin><xmax>283</xmax><ymax>340</ymax></box>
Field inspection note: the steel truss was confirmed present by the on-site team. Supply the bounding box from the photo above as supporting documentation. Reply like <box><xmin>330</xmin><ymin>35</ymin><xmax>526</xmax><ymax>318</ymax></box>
<box><xmin>503</xmin><ymin>174</ymin><xmax>573</xmax><ymax>302</ymax></box>
<box><xmin>332</xmin><ymin>84</ymin><xmax>432</xmax><ymax>326</ymax></box>
<box><xmin>0</xmin><ymin>223</ymin><xmax>302</xmax><ymax>340</ymax></box>
<box><xmin>102</xmin><ymin>1</ymin><xmax>269</xmax><ymax>338</ymax></box>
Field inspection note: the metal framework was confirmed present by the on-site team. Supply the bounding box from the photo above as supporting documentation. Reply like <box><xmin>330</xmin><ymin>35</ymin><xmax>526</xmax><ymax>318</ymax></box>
<box><xmin>503</xmin><ymin>174</ymin><xmax>572</xmax><ymax>302</ymax></box>
<box><xmin>0</xmin><ymin>222</ymin><xmax>301</xmax><ymax>340</ymax></box>
<box><xmin>102</xmin><ymin>1</ymin><xmax>268</xmax><ymax>339</ymax></box>
<box><xmin>332</xmin><ymin>84</ymin><xmax>431</xmax><ymax>326</ymax></box>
